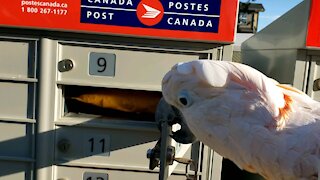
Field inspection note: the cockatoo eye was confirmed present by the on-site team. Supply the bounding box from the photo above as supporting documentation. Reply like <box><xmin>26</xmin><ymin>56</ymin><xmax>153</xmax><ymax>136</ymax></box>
<box><xmin>179</xmin><ymin>96</ymin><xmax>188</xmax><ymax>106</ymax></box>
<box><xmin>178</xmin><ymin>90</ymin><xmax>192</xmax><ymax>107</ymax></box>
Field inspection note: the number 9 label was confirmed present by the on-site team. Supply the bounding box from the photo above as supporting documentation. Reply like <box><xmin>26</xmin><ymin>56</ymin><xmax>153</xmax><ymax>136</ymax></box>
<box><xmin>89</xmin><ymin>52</ymin><xmax>116</xmax><ymax>77</ymax></box>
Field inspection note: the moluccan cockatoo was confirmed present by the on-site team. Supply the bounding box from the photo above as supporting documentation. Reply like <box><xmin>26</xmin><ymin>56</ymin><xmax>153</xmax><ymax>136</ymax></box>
<box><xmin>161</xmin><ymin>60</ymin><xmax>320</xmax><ymax>180</ymax></box>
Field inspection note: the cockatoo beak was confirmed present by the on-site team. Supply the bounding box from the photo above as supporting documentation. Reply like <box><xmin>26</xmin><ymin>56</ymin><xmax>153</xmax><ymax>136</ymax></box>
<box><xmin>155</xmin><ymin>98</ymin><xmax>197</xmax><ymax>144</ymax></box>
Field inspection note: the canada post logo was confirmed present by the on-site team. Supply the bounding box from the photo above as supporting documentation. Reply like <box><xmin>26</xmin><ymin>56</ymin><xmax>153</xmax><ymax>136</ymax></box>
<box><xmin>136</xmin><ymin>0</ymin><xmax>164</xmax><ymax>26</ymax></box>
<box><xmin>80</xmin><ymin>0</ymin><xmax>221</xmax><ymax>33</ymax></box>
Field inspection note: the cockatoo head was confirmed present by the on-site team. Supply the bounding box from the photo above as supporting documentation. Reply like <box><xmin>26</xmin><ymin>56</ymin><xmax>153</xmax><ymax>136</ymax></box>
<box><xmin>162</xmin><ymin>60</ymin><xmax>229</xmax><ymax>110</ymax></box>
<box><xmin>162</xmin><ymin>60</ymin><xmax>293</xmax><ymax>133</ymax></box>
<box><xmin>159</xmin><ymin>60</ymin><xmax>233</xmax><ymax>144</ymax></box>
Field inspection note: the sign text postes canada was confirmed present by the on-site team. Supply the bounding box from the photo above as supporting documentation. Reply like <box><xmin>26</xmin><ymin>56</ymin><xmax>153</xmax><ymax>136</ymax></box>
<box><xmin>80</xmin><ymin>0</ymin><xmax>221</xmax><ymax>33</ymax></box>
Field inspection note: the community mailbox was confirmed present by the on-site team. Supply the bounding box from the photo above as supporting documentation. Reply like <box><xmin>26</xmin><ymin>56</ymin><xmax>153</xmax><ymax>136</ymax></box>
<box><xmin>0</xmin><ymin>0</ymin><xmax>238</xmax><ymax>180</ymax></box>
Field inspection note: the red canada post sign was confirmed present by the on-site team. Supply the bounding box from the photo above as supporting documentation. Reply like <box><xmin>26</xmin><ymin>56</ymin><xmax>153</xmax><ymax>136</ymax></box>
<box><xmin>307</xmin><ymin>0</ymin><xmax>320</xmax><ymax>48</ymax></box>
<box><xmin>0</xmin><ymin>0</ymin><xmax>239</xmax><ymax>43</ymax></box>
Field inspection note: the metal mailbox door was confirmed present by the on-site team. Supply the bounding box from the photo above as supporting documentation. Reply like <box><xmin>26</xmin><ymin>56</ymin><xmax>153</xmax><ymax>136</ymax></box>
<box><xmin>0</xmin><ymin>37</ymin><xmax>37</xmax><ymax>180</ymax></box>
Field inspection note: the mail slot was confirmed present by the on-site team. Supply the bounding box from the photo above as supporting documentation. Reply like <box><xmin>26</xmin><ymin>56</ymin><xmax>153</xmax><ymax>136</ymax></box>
<box><xmin>63</xmin><ymin>86</ymin><xmax>162</xmax><ymax>119</ymax></box>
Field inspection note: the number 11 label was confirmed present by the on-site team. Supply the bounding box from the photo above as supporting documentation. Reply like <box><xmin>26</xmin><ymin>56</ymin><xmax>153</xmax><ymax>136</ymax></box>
<box><xmin>89</xmin><ymin>52</ymin><xmax>116</xmax><ymax>77</ymax></box>
<box><xmin>84</xmin><ymin>135</ymin><xmax>111</xmax><ymax>157</ymax></box>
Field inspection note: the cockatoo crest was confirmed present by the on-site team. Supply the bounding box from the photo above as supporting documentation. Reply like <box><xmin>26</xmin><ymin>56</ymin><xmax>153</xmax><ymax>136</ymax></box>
<box><xmin>176</xmin><ymin>61</ymin><xmax>229</xmax><ymax>87</ymax></box>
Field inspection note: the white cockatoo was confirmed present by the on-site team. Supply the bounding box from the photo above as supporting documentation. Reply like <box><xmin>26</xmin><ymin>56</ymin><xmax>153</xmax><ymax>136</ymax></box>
<box><xmin>161</xmin><ymin>60</ymin><xmax>320</xmax><ymax>180</ymax></box>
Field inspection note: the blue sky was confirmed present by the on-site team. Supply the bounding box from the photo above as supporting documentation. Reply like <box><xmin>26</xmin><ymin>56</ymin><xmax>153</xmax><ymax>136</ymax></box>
<box><xmin>240</xmin><ymin>0</ymin><xmax>303</xmax><ymax>31</ymax></box>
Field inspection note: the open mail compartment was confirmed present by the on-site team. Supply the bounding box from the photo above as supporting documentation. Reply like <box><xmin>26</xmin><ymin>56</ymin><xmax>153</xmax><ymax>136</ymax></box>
<box><xmin>55</xmin><ymin>85</ymin><xmax>165</xmax><ymax>172</ymax></box>
<box><xmin>63</xmin><ymin>85</ymin><xmax>162</xmax><ymax>121</ymax></box>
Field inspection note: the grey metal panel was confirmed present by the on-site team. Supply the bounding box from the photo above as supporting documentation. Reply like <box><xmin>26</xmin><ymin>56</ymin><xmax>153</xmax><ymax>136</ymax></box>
<box><xmin>57</xmin><ymin>43</ymin><xmax>208</xmax><ymax>91</ymax></box>
<box><xmin>221</xmin><ymin>44</ymin><xmax>234</xmax><ymax>61</ymax></box>
<box><xmin>292</xmin><ymin>50</ymin><xmax>310</xmax><ymax>91</ymax></box>
<box><xmin>0</xmin><ymin>39</ymin><xmax>36</xmax><ymax>79</ymax></box>
<box><xmin>55</xmin><ymin>166</ymin><xmax>186</xmax><ymax>180</ymax></box>
<box><xmin>54</xmin><ymin>120</ymin><xmax>216</xmax><ymax>178</ymax></box>
<box><xmin>0</xmin><ymin>82</ymin><xmax>35</xmax><ymax>119</ymax></box>
<box><xmin>241</xmin><ymin>0</ymin><xmax>310</xmax><ymax>51</ymax></box>
<box><xmin>0</xmin><ymin>122</ymin><xmax>33</xmax><ymax>157</ymax></box>
<box><xmin>36</xmin><ymin>38</ymin><xmax>57</xmax><ymax>180</ymax></box>
<box><xmin>234</xmin><ymin>33</ymin><xmax>254</xmax><ymax>52</ymax></box>
<box><xmin>0</xmin><ymin>161</ymin><xmax>32</xmax><ymax>180</ymax></box>
<box><xmin>213</xmin><ymin>152</ymin><xmax>223</xmax><ymax>180</ymax></box>
<box><xmin>242</xmin><ymin>49</ymin><xmax>298</xmax><ymax>84</ymax></box>
<box><xmin>307</xmin><ymin>56</ymin><xmax>320</xmax><ymax>101</ymax></box>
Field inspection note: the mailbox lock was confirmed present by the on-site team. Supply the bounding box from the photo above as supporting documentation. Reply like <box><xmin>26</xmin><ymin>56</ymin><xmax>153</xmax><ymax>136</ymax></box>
<box><xmin>314</xmin><ymin>79</ymin><xmax>320</xmax><ymax>91</ymax></box>
<box><xmin>57</xmin><ymin>139</ymin><xmax>71</xmax><ymax>153</ymax></box>
<box><xmin>58</xmin><ymin>59</ymin><xmax>74</xmax><ymax>72</ymax></box>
